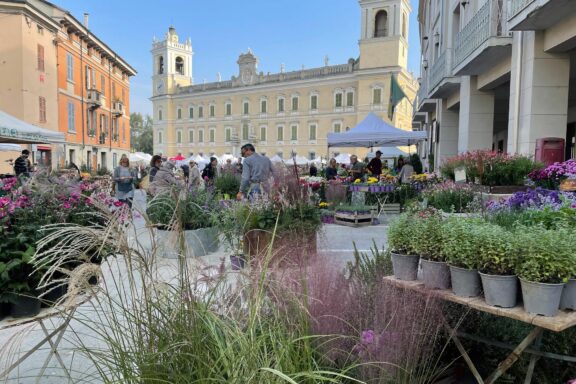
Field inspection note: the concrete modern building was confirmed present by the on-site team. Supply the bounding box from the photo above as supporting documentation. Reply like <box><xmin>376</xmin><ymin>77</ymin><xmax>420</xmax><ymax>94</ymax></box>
<box><xmin>0</xmin><ymin>0</ymin><xmax>136</xmax><ymax>172</ymax></box>
<box><xmin>151</xmin><ymin>0</ymin><xmax>418</xmax><ymax>161</ymax></box>
<box><xmin>413</xmin><ymin>0</ymin><xmax>576</xmax><ymax>170</ymax></box>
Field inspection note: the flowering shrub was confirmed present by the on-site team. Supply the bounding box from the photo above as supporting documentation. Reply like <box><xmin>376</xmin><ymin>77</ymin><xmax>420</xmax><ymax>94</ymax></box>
<box><xmin>528</xmin><ymin>159</ymin><xmax>576</xmax><ymax>190</ymax></box>
<box><xmin>486</xmin><ymin>188</ymin><xmax>576</xmax><ymax>229</ymax></box>
<box><xmin>421</xmin><ymin>181</ymin><xmax>477</xmax><ymax>213</ymax></box>
<box><xmin>440</xmin><ymin>150</ymin><xmax>540</xmax><ymax>186</ymax></box>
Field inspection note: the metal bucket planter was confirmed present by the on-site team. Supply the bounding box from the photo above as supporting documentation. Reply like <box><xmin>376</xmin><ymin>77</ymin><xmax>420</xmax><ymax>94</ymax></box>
<box><xmin>520</xmin><ymin>279</ymin><xmax>564</xmax><ymax>317</ymax></box>
<box><xmin>10</xmin><ymin>294</ymin><xmax>41</xmax><ymax>318</ymax></box>
<box><xmin>157</xmin><ymin>227</ymin><xmax>219</xmax><ymax>258</ymax></box>
<box><xmin>479</xmin><ymin>273</ymin><xmax>518</xmax><ymax>308</ymax></box>
<box><xmin>421</xmin><ymin>259</ymin><xmax>451</xmax><ymax>290</ymax></box>
<box><xmin>449</xmin><ymin>265</ymin><xmax>481</xmax><ymax>297</ymax></box>
<box><xmin>560</xmin><ymin>278</ymin><xmax>576</xmax><ymax>310</ymax></box>
<box><xmin>391</xmin><ymin>252</ymin><xmax>420</xmax><ymax>281</ymax></box>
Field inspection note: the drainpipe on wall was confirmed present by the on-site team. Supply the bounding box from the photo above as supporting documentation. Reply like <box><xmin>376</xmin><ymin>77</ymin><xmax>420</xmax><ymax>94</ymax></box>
<box><xmin>80</xmin><ymin>32</ymin><xmax>85</xmax><ymax>154</ymax></box>
<box><xmin>511</xmin><ymin>31</ymin><xmax>523</xmax><ymax>154</ymax></box>
<box><xmin>109</xmin><ymin>55</ymin><xmax>113</xmax><ymax>155</ymax></box>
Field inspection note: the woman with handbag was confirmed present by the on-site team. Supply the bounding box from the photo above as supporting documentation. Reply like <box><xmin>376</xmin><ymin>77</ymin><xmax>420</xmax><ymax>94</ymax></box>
<box><xmin>113</xmin><ymin>156</ymin><xmax>136</xmax><ymax>207</ymax></box>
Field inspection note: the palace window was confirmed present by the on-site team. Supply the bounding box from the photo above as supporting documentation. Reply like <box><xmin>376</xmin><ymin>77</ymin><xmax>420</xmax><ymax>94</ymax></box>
<box><xmin>310</xmin><ymin>95</ymin><xmax>318</xmax><ymax>110</ymax></box>
<box><xmin>291</xmin><ymin>96</ymin><xmax>299</xmax><ymax>111</ymax></box>
<box><xmin>189</xmin><ymin>106</ymin><xmax>194</xmax><ymax>119</ymax></box>
<box><xmin>158</xmin><ymin>109</ymin><xmax>163</xmax><ymax>121</ymax></box>
<box><xmin>335</xmin><ymin>92</ymin><xmax>343</xmax><ymax>108</ymax></box>
<box><xmin>260</xmin><ymin>126</ymin><xmax>267</xmax><ymax>141</ymax></box>
<box><xmin>67</xmin><ymin>53</ymin><xmax>74</xmax><ymax>81</ymax></box>
<box><xmin>278</xmin><ymin>98</ymin><xmax>285</xmax><ymax>112</ymax></box>
<box><xmin>177</xmin><ymin>130</ymin><xmax>182</xmax><ymax>144</ymax></box>
<box><xmin>373</xmin><ymin>88</ymin><xmax>383</xmax><ymax>104</ymax></box>
<box><xmin>243</xmin><ymin>101</ymin><xmax>249</xmax><ymax>115</ymax></box>
<box><xmin>189</xmin><ymin>129</ymin><xmax>194</xmax><ymax>143</ymax></box>
<box><xmin>242</xmin><ymin>124</ymin><xmax>249</xmax><ymax>140</ymax></box>
<box><xmin>261</xmin><ymin>100</ymin><xmax>267</xmax><ymax>114</ymax></box>
<box><xmin>291</xmin><ymin>125</ymin><xmax>298</xmax><ymax>141</ymax></box>
<box><xmin>225</xmin><ymin>103</ymin><xmax>232</xmax><ymax>116</ymax></box>
<box><xmin>277</xmin><ymin>126</ymin><xmax>284</xmax><ymax>141</ymax></box>
<box><xmin>198</xmin><ymin>106</ymin><xmax>204</xmax><ymax>118</ymax></box>
<box><xmin>309</xmin><ymin>124</ymin><xmax>317</xmax><ymax>141</ymax></box>
<box><xmin>177</xmin><ymin>107</ymin><xmax>182</xmax><ymax>120</ymax></box>
<box><xmin>210</xmin><ymin>104</ymin><xmax>215</xmax><ymax>117</ymax></box>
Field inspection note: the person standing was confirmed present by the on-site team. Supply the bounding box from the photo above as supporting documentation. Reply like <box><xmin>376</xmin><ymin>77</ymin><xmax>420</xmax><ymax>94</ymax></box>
<box><xmin>149</xmin><ymin>155</ymin><xmax>162</xmax><ymax>182</ymax></box>
<box><xmin>236</xmin><ymin>143</ymin><xmax>273</xmax><ymax>200</ymax></box>
<box><xmin>14</xmin><ymin>149</ymin><xmax>31</xmax><ymax>178</ymax></box>
<box><xmin>113</xmin><ymin>156</ymin><xmax>136</xmax><ymax>207</ymax></box>
<box><xmin>202</xmin><ymin>157</ymin><xmax>218</xmax><ymax>186</ymax></box>
<box><xmin>222</xmin><ymin>158</ymin><xmax>235</xmax><ymax>175</ymax></box>
<box><xmin>398</xmin><ymin>159</ymin><xmax>415</xmax><ymax>184</ymax></box>
<box><xmin>349</xmin><ymin>155</ymin><xmax>366</xmax><ymax>181</ymax></box>
<box><xmin>309</xmin><ymin>163</ymin><xmax>318</xmax><ymax>177</ymax></box>
<box><xmin>234</xmin><ymin>157</ymin><xmax>243</xmax><ymax>176</ymax></box>
<box><xmin>188</xmin><ymin>160</ymin><xmax>202</xmax><ymax>190</ymax></box>
<box><xmin>366</xmin><ymin>150</ymin><xmax>383</xmax><ymax>176</ymax></box>
<box><xmin>325</xmin><ymin>158</ymin><xmax>338</xmax><ymax>180</ymax></box>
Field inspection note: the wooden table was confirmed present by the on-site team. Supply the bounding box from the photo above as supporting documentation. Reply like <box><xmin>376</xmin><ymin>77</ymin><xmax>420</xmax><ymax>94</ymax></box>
<box><xmin>383</xmin><ymin>276</ymin><xmax>576</xmax><ymax>384</ymax></box>
<box><xmin>0</xmin><ymin>293</ymin><xmax>95</xmax><ymax>383</ymax></box>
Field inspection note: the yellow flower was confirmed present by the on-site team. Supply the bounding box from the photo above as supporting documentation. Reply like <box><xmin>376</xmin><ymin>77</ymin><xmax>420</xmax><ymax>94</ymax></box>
<box><xmin>80</xmin><ymin>172</ymin><xmax>91</xmax><ymax>180</ymax></box>
<box><xmin>367</xmin><ymin>177</ymin><xmax>378</xmax><ymax>184</ymax></box>
<box><xmin>354</xmin><ymin>179</ymin><xmax>361</xmax><ymax>183</ymax></box>
<box><xmin>319</xmin><ymin>202</ymin><xmax>329</xmax><ymax>208</ymax></box>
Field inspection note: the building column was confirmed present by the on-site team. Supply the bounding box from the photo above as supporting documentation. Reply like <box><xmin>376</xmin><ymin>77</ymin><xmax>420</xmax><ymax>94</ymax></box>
<box><xmin>507</xmin><ymin>31</ymin><xmax>570</xmax><ymax>155</ymax></box>
<box><xmin>436</xmin><ymin>99</ymin><xmax>459</xmax><ymax>168</ymax></box>
<box><xmin>458</xmin><ymin>76</ymin><xmax>495</xmax><ymax>153</ymax></box>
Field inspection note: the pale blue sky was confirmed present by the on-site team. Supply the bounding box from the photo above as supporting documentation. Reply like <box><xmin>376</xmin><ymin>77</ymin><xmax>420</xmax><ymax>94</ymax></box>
<box><xmin>54</xmin><ymin>0</ymin><xmax>420</xmax><ymax>116</ymax></box>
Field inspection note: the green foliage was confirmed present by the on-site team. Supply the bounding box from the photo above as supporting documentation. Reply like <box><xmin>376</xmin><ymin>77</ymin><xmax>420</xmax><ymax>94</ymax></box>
<box><xmin>387</xmin><ymin>213</ymin><xmax>420</xmax><ymax>255</ymax></box>
<box><xmin>487</xmin><ymin>205</ymin><xmax>576</xmax><ymax>230</ymax></box>
<box><xmin>147</xmin><ymin>189</ymin><xmax>216</xmax><ymax>230</ymax></box>
<box><xmin>410</xmin><ymin>153</ymin><xmax>423</xmax><ymax>174</ymax></box>
<box><xmin>348</xmin><ymin>241</ymin><xmax>392</xmax><ymax>286</ymax></box>
<box><xmin>514</xmin><ymin>226</ymin><xmax>576</xmax><ymax>283</ymax></box>
<box><xmin>421</xmin><ymin>183</ymin><xmax>476</xmax><ymax>213</ymax></box>
<box><xmin>475</xmin><ymin>223</ymin><xmax>516</xmax><ymax>275</ymax></box>
<box><xmin>130</xmin><ymin>112</ymin><xmax>154</xmax><ymax>154</ymax></box>
<box><xmin>441</xmin><ymin>219</ymin><xmax>483</xmax><ymax>270</ymax></box>
<box><xmin>0</xmin><ymin>225</ymin><xmax>39</xmax><ymax>299</ymax></box>
<box><xmin>96</xmin><ymin>167</ymin><xmax>112</xmax><ymax>176</ymax></box>
<box><xmin>214</xmin><ymin>173</ymin><xmax>240</xmax><ymax>196</ymax></box>
<box><xmin>412</xmin><ymin>211</ymin><xmax>445</xmax><ymax>261</ymax></box>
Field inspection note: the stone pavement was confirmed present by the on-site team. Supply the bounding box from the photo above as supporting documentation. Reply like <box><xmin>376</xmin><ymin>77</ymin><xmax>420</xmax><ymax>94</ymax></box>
<box><xmin>0</xmin><ymin>191</ymin><xmax>394</xmax><ymax>383</ymax></box>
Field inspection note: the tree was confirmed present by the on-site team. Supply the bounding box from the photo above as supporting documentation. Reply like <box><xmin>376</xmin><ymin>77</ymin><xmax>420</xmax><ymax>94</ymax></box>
<box><xmin>130</xmin><ymin>112</ymin><xmax>153</xmax><ymax>154</ymax></box>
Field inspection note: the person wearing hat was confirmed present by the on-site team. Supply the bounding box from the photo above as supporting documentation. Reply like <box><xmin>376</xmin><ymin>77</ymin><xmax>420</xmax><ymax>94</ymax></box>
<box><xmin>367</xmin><ymin>150</ymin><xmax>383</xmax><ymax>176</ymax></box>
<box><xmin>14</xmin><ymin>149</ymin><xmax>32</xmax><ymax>177</ymax></box>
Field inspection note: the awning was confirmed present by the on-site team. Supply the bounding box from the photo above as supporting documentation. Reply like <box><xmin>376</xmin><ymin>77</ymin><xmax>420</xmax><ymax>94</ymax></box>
<box><xmin>327</xmin><ymin>112</ymin><xmax>427</xmax><ymax>148</ymax></box>
<box><xmin>0</xmin><ymin>109</ymin><xmax>65</xmax><ymax>144</ymax></box>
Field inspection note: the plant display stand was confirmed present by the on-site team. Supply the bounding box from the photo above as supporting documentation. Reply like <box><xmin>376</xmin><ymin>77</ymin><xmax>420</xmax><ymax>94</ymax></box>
<box><xmin>334</xmin><ymin>211</ymin><xmax>373</xmax><ymax>227</ymax></box>
<box><xmin>383</xmin><ymin>276</ymin><xmax>576</xmax><ymax>384</ymax></box>
<box><xmin>0</xmin><ymin>291</ymin><xmax>95</xmax><ymax>383</ymax></box>
<box><xmin>380</xmin><ymin>203</ymin><xmax>401</xmax><ymax>214</ymax></box>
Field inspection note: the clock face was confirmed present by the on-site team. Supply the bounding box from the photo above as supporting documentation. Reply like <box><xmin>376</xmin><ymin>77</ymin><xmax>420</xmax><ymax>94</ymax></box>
<box><xmin>241</xmin><ymin>69</ymin><xmax>253</xmax><ymax>84</ymax></box>
<box><xmin>156</xmin><ymin>80</ymin><xmax>164</xmax><ymax>93</ymax></box>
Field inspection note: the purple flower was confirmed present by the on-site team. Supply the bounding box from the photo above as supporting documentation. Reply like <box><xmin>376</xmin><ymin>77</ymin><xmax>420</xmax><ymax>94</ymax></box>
<box><xmin>361</xmin><ymin>330</ymin><xmax>375</xmax><ymax>344</ymax></box>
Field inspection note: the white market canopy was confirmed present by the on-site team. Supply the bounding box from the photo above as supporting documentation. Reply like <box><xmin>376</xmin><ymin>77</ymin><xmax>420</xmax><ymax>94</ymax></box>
<box><xmin>0</xmin><ymin>109</ymin><xmax>65</xmax><ymax>144</ymax></box>
<box><xmin>284</xmin><ymin>155</ymin><xmax>310</xmax><ymax>166</ymax></box>
<box><xmin>327</xmin><ymin>112</ymin><xmax>426</xmax><ymax>148</ymax></box>
<box><xmin>334</xmin><ymin>153</ymin><xmax>352</xmax><ymax>165</ymax></box>
<box><xmin>270</xmin><ymin>155</ymin><xmax>284</xmax><ymax>163</ymax></box>
<box><xmin>368</xmin><ymin>147</ymin><xmax>409</xmax><ymax>159</ymax></box>
<box><xmin>129</xmin><ymin>152</ymin><xmax>152</xmax><ymax>163</ymax></box>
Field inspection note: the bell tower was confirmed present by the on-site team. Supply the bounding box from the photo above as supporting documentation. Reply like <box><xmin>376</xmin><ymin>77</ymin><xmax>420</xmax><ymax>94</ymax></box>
<box><xmin>151</xmin><ymin>27</ymin><xmax>193</xmax><ymax>96</ymax></box>
<box><xmin>358</xmin><ymin>0</ymin><xmax>410</xmax><ymax>69</ymax></box>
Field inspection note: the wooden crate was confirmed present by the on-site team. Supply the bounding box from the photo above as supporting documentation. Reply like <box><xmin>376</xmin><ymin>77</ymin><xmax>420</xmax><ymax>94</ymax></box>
<box><xmin>380</xmin><ymin>203</ymin><xmax>401</xmax><ymax>214</ymax></box>
<box><xmin>334</xmin><ymin>211</ymin><xmax>373</xmax><ymax>227</ymax></box>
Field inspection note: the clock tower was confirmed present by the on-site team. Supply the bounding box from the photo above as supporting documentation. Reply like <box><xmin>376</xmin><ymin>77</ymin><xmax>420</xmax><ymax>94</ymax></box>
<box><xmin>151</xmin><ymin>26</ymin><xmax>193</xmax><ymax>96</ymax></box>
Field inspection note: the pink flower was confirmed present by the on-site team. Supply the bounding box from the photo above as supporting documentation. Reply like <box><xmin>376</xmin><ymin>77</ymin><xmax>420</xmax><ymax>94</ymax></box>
<box><xmin>361</xmin><ymin>330</ymin><xmax>375</xmax><ymax>344</ymax></box>
<box><xmin>113</xmin><ymin>201</ymin><xmax>124</xmax><ymax>207</ymax></box>
<box><xmin>62</xmin><ymin>201</ymin><xmax>72</xmax><ymax>209</ymax></box>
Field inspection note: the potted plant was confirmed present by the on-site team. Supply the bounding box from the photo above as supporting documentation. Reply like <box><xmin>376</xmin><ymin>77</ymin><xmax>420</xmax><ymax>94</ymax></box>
<box><xmin>214</xmin><ymin>173</ymin><xmax>240</xmax><ymax>200</ymax></box>
<box><xmin>442</xmin><ymin>219</ymin><xmax>482</xmax><ymax>297</ymax></box>
<box><xmin>516</xmin><ymin>227</ymin><xmax>575</xmax><ymax>317</ymax></box>
<box><xmin>148</xmin><ymin>189</ymin><xmax>219</xmax><ymax>258</ymax></box>
<box><xmin>387</xmin><ymin>213</ymin><xmax>420</xmax><ymax>281</ymax></box>
<box><xmin>477</xmin><ymin>223</ymin><xmax>518</xmax><ymax>308</ymax></box>
<box><xmin>412</xmin><ymin>210</ymin><xmax>450</xmax><ymax>289</ymax></box>
<box><xmin>210</xmin><ymin>201</ymin><xmax>246</xmax><ymax>270</ymax></box>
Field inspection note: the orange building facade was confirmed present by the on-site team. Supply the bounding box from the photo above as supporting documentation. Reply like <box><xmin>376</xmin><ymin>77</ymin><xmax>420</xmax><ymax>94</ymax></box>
<box><xmin>54</xmin><ymin>11</ymin><xmax>136</xmax><ymax>171</ymax></box>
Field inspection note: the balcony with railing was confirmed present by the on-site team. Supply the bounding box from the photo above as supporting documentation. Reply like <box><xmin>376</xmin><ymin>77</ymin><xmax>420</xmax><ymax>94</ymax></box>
<box><xmin>507</xmin><ymin>0</ymin><xmax>574</xmax><ymax>31</ymax></box>
<box><xmin>87</xmin><ymin>89</ymin><xmax>102</xmax><ymax>109</ymax></box>
<box><xmin>426</xmin><ymin>49</ymin><xmax>460</xmax><ymax>99</ymax></box>
<box><xmin>452</xmin><ymin>0</ymin><xmax>512</xmax><ymax>75</ymax></box>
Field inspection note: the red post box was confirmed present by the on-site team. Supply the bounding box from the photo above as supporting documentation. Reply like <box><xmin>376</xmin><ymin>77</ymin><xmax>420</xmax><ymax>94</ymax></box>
<box><xmin>535</xmin><ymin>138</ymin><xmax>565</xmax><ymax>166</ymax></box>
